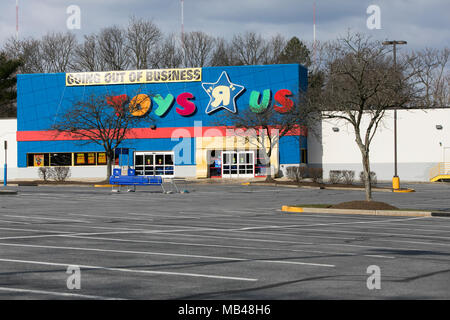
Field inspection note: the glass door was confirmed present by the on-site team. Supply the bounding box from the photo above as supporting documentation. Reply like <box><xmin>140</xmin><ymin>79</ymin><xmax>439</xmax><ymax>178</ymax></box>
<box><xmin>135</xmin><ymin>152</ymin><xmax>174</xmax><ymax>176</ymax></box>
<box><xmin>221</xmin><ymin>151</ymin><xmax>254</xmax><ymax>178</ymax></box>
<box><xmin>238</xmin><ymin>151</ymin><xmax>254</xmax><ymax>177</ymax></box>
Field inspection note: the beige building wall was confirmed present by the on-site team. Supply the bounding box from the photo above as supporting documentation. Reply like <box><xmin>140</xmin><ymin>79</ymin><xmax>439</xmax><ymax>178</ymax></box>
<box><xmin>195</xmin><ymin>135</ymin><xmax>279</xmax><ymax>178</ymax></box>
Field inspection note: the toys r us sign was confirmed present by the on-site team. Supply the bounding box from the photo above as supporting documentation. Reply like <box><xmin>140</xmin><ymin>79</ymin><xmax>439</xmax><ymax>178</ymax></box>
<box><xmin>106</xmin><ymin>71</ymin><xmax>295</xmax><ymax>118</ymax></box>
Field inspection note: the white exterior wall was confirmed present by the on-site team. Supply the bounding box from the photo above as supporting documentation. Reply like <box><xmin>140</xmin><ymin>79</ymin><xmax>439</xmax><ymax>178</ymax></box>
<box><xmin>308</xmin><ymin>109</ymin><xmax>450</xmax><ymax>182</ymax></box>
<box><xmin>3</xmin><ymin>109</ymin><xmax>450</xmax><ymax>183</ymax></box>
<box><xmin>0</xmin><ymin>119</ymin><xmax>18</xmax><ymax>182</ymax></box>
<box><xmin>1</xmin><ymin>119</ymin><xmax>108</xmax><ymax>181</ymax></box>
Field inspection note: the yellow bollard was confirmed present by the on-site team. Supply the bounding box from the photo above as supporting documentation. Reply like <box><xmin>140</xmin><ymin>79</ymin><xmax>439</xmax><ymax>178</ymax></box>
<box><xmin>392</xmin><ymin>176</ymin><xmax>400</xmax><ymax>190</ymax></box>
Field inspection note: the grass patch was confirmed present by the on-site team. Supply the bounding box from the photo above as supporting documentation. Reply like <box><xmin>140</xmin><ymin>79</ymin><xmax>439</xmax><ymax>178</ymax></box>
<box><xmin>293</xmin><ymin>204</ymin><xmax>332</xmax><ymax>208</ymax></box>
<box><xmin>292</xmin><ymin>203</ymin><xmax>429</xmax><ymax>212</ymax></box>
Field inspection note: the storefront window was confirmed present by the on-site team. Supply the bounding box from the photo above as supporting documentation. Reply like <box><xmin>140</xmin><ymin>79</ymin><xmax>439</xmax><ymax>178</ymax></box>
<box><xmin>75</xmin><ymin>152</ymin><xmax>97</xmax><ymax>166</ymax></box>
<box><xmin>97</xmin><ymin>153</ymin><xmax>107</xmax><ymax>165</ymax></box>
<box><xmin>27</xmin><ymin>153</ymin><xmax>50</xmax><ymax>167</ymax></box>
<box><xmin>50</xmin><ymin>153</ymin><xmax>72</xmax><ymax>166</ymax></box>
<box><xmin>301</xmin><ymin>149</ymin><xmax>308</xmax><ymax>164</ymax></box>
<box><xmin>27</xmin><ymin>152</ymin><xmax>108</xmax><ymax>167</ymax></box>
<box><xmin>75</xmin><ymin>153</ymin><xmax>86</xmax><ymax>165</ymax></box>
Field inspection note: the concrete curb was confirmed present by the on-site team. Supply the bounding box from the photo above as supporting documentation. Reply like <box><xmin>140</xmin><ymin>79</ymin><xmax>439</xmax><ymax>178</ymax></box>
<box><xmin>431</xmin><ymin>212</ymin><xmax>450</xmax><ymax>217</ymax></box>
<box><xmin>250</xmin><ymin>183</ymin><xmax>393</xmax><ymax>192</ymax></box>
<box><xmin>281</xmin><ymin>205</ymin><xmax>433</xmax><ymax>217</ymax></box>
<box><xmin>0</xmin><ymin>189</ymin><xmax>18</xmax><ymax>195</ymax></box>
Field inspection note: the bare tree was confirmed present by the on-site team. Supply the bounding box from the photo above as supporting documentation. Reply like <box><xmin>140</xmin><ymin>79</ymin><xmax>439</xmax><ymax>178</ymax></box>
<box><xmin>126</xmin><ymin>16</ymin><xmax>162</xmax><ymax>69</ymax></box>
<box><xmin>264</xmin><ymin>34</ymin><xmax>287</xmax><ymax>64</ymax></box>
<box><xmin>52</xmin><ymin>91</ymin><xmax>156</xmax><ymax>178</ymax></box>
<box><xmin>73</xmin><ymin>34</ymin><xmax>105</xmax><ymax>72</ymax></box>
<box><xmin>98</xmin><ymin>26</ymin><xmax>130</xmax><ymax>71</ymax></box>
<box><xmin>153</xmin><ymin>34</ymin><xmax>183</xmax><ymax>69</ymax></box>
<box><xmin>231</xmin><ymin>32</ymin><xmax>269</xmax><ymax>65</ymax></box>
<box><xmin>153</xmin><ymin>34</ymin><xmax>183</xmax><ymax>68</ymax></box>
<box><xmin>3</xmin><ymin>37</ymin><xmax>44</xmax><ymax>73</ymax></box>
<box><xmin>182</xmin><ymin>31</ymin><xmax>215</xmax><ymax>67</ymax></box>
<box><xmin>41</xmin><ymin>32</ymin><xmax>77</xmax><ymax>72</ymax></box>
<box><xmin>211</xmin><ymin>37</ymin><xmax>235</xmax><ymax>66</ymax></box>
<box><xmin>406</xmin><ymin>47</ymin><xmax>450</xmax><ymax>108</ymax></box>
<box><xmin>312</xmin><ymin>32</ymin><xmax>417</xmax><ymax>201</ymax></box>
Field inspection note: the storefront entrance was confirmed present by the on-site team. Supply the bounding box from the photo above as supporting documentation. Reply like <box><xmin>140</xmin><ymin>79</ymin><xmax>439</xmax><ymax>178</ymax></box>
<box><xmin>221</xmin><ymin>151</ymin><xmax>255</xmax><ymax>178</ymax></box>
<box><xmin>134</xmin><ymin>152</ymin><xmax>174</xmax><ymax>177</ymax></box>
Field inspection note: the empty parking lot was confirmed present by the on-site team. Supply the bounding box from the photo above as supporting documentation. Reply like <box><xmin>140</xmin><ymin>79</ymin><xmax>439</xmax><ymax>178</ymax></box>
<box><xmin>0</xmin><ymin>183</ymin><xmax>449</xmax><ymax>299</ymax></box>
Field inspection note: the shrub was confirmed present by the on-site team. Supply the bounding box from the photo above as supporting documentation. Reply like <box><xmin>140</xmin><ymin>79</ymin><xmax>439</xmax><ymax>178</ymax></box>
<box><xmin>38</xmin><ymin>167</ymin><xmax>52</xmax><ymax>182</ymax></box>
<box><xmin>286</xmin><ymin>166</ymin><xmax>299</xmax><ymax>182</ymax></box>
<box><xmin>286</xmin><ymin>166</ymin><xmax>308</xmax><ymax>182</ymax></box>
<box><xmin>299</xmin><ymin>166</ymin><xmax>308</xmax><ymax>180</ymax></box>
<box><xmin>309</xmin><ymin>167</ymin><xmax>323</xmax><ymax>183</ymax></box>
<box><xmin>359</xmin><ymin>171</ymin><xmax>377</xmax><ymax>186</ymax></box>
<box><xmin>342</xmin><ymin>170</ymin><xmax>355</xmax><ymax>185</ymax></box>
<box><xmin>50</xmin><ymin>167</ymin><xmax>71</xmax><ymax>182</ymax></box>
<box><xmin>329</xmin><ymin>170</ymin><xmax>343</xmax><ymax>184</ymax></box>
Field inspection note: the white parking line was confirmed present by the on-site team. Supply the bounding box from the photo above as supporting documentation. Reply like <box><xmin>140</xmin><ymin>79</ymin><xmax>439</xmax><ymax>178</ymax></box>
<box><xmin>0</xmin><ymin>226</ymin><xmax>221</xmax><ymax>240</ymax></box>
<box><xmin>268</xmin><ymin>227</ymin><xmax>450</xmax><ymax>242</ymax></box>
<box><xmin>41</xmin><ymin>216</ymin><xmax>425</xmax><ymax>238</ymax></box>
<box><xmin>4</xmin><ymin>215</ymin><xmax>90</xmax><ymax>223</ymax></box>
<box><xmin>313</xmin><ymin>240</ymin><xmax>450</xmax><ymax>253</ymax></box>
<box><xmin>0</xmin><ymin>219</ymin><xmax>30</xmax><ymax>225</ymax></box>
<box><xmin>64</xmin><ymin>235</ymin><xmax>314</xmax><ymax>252</ymax></box>
<box><xmin>0</xmin><ymin>243</ymin><xmax>336</xmax><ymax>268</ymax></box>
<box><xmin>63</xmin><ymin>234</ymin><xmax>395</xmax><ymax>259</ymax></box>
<box><xmin>66</xmin><ymin>213</ymin><xmax>154</xmax><ymax>222</ymax></box>
<box><xmin>0</xmin><ymin>258</ymin><xmax>258</xmax><ymax>282</ymax></box>
<box><xmin>128</xmin><ymin>212</ymin><xmax>200</xmax><ymax>219</ymax></box>
<box><xmin>225</xmin><ymin>216</ymin><xmax>428</xmax><ymax>232</ymax></box>
<box><xmin>0</xmin><ymin>286</ymin><xmax>124</xmax><ymax>300</ymax></box>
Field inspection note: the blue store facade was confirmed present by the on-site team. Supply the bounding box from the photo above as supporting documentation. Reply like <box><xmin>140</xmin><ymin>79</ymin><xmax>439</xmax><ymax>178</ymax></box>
<box><xmin>16</xmin><ymin>64</ymin><xmax>308</xmax><ymax>179</ymax></box>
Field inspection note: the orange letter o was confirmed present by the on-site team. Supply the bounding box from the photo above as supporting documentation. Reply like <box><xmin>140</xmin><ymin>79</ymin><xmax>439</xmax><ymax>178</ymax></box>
<box><xmin>129</xmin><ymin>94</ymin><xmax>151</xmax><ymax>116</ymax></box>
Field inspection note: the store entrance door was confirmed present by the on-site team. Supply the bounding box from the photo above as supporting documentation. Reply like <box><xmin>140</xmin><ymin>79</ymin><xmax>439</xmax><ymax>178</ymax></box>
<box><xmin>222</xmin><ymin>151</ymin><xmax>254</xmax><ymax>178</ymax></box>
<box><xmin>134</xmin><ymin>152</ymin><xmax>174</xmax><ymax>177</ymax></box>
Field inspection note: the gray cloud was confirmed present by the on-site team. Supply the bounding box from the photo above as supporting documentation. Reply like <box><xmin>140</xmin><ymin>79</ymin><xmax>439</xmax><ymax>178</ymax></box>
<box><xmin>0</xmin><ymin>0</ymin><xmax>448</xmax><ymax>50</ymax></box>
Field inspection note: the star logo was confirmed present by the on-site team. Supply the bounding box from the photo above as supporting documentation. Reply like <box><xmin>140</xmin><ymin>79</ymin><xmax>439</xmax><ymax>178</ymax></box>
<box><xmin>202</xmin><ymin>71</ymin><xmax>245</xmax><ymax>114</ymax></box>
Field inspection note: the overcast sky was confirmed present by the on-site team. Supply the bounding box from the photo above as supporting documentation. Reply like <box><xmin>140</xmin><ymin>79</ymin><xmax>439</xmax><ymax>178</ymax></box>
<box><xmin>0</xmin><ymin>0</ymin><xmax>449</xmax><ymax>51</ymax></box>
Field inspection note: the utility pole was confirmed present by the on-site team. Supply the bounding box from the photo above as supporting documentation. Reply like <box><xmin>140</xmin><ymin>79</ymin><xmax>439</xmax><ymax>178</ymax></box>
<box><xmin>181</xmin><ymin>0</ymin><xmax>186</xmax><ymax>67</ymax></box>
<box><xmin>3</xmin><ymin>141</ymin><xmax>7</xmax><ymax>186</ymax></box>
<box><xmin>313</xmin><ymin>1</ymin><xmax>316</xmax><ymax>66</ymax></box>
<box><xmin>382</xmin><ymin>40</ymin><xmax>407</xmax><ymax>190</ymax></box>
<box><xmin>16</xmin><ymin>0</ymin><xmax>19</xmax><ymax>40</ymax></box>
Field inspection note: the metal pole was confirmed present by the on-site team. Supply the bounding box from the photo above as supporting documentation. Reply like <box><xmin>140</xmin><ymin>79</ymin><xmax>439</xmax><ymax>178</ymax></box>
<box><xmin>16</xmin><ymin>0</ymin><xmax>19</xmax><ymax>41</ymax></box>
<box><xmin>3</xmin><ymin>141</ymin><xmax>7</xmax><ymax>186</ymax></box>
<box><xmin>313</xmin><ymin>1</ymin><xmax>316</xmax><ymax>66</ymax></box>
<box><xmin>382</xmin><ymin>40</ymin><xmax>406</xmax><ymax>189</ymax></box>
<box><xmin>181</xmin><ymin>0</ymin><xmax>185</xmax><ymax>67</ymax></box>
<box><xmin>393</xmin><ymin>42</ymin><xmax>398</xmax><ymax>178</ymax></box>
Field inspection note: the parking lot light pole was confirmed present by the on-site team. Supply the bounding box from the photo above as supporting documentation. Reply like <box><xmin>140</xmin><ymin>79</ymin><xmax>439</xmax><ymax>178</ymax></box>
<box><xmin>3</xmin><ymin>141</ymin><xmax>7</xmax><ymax>187</ymax></box>
<box><xmin>382</xmin><ymin>40</ymin><xmax>407</xmax><ymax>190</ymax></box>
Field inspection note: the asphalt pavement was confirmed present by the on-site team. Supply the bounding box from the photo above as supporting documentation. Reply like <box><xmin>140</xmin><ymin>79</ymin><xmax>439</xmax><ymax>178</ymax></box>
<box><xmin>0</xmin><ymin>182</ymin><xmax>449</xmax><ymax>299</ymax></box>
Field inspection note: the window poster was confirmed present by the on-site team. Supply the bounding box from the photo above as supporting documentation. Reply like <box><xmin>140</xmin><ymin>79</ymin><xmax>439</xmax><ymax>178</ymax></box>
<box><xmin>88</xmin><ymin>153</ymin><xmax>95</xmax><ymax>164</ymax></box>
<box><xmin>34</xmin><ymin>154</ymin><xmax>44</xmax><ymax>167</ymax></box>
<box><xmin>76</xmin><ymin>153</ymin><xmax>85</xmax><ymax>164</ymax></box>
<box><xmin>98</xmin><ymin>153</ymin><xmax>106</xmax><ymax>165</ymax></box>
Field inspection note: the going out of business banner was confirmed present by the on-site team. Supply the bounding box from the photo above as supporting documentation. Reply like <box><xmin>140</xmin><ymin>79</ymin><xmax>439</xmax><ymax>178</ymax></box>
<box><xmin>66</xmin><ymin>68</ymin><xmax>202</xmax><ymax>86</ymax></box>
